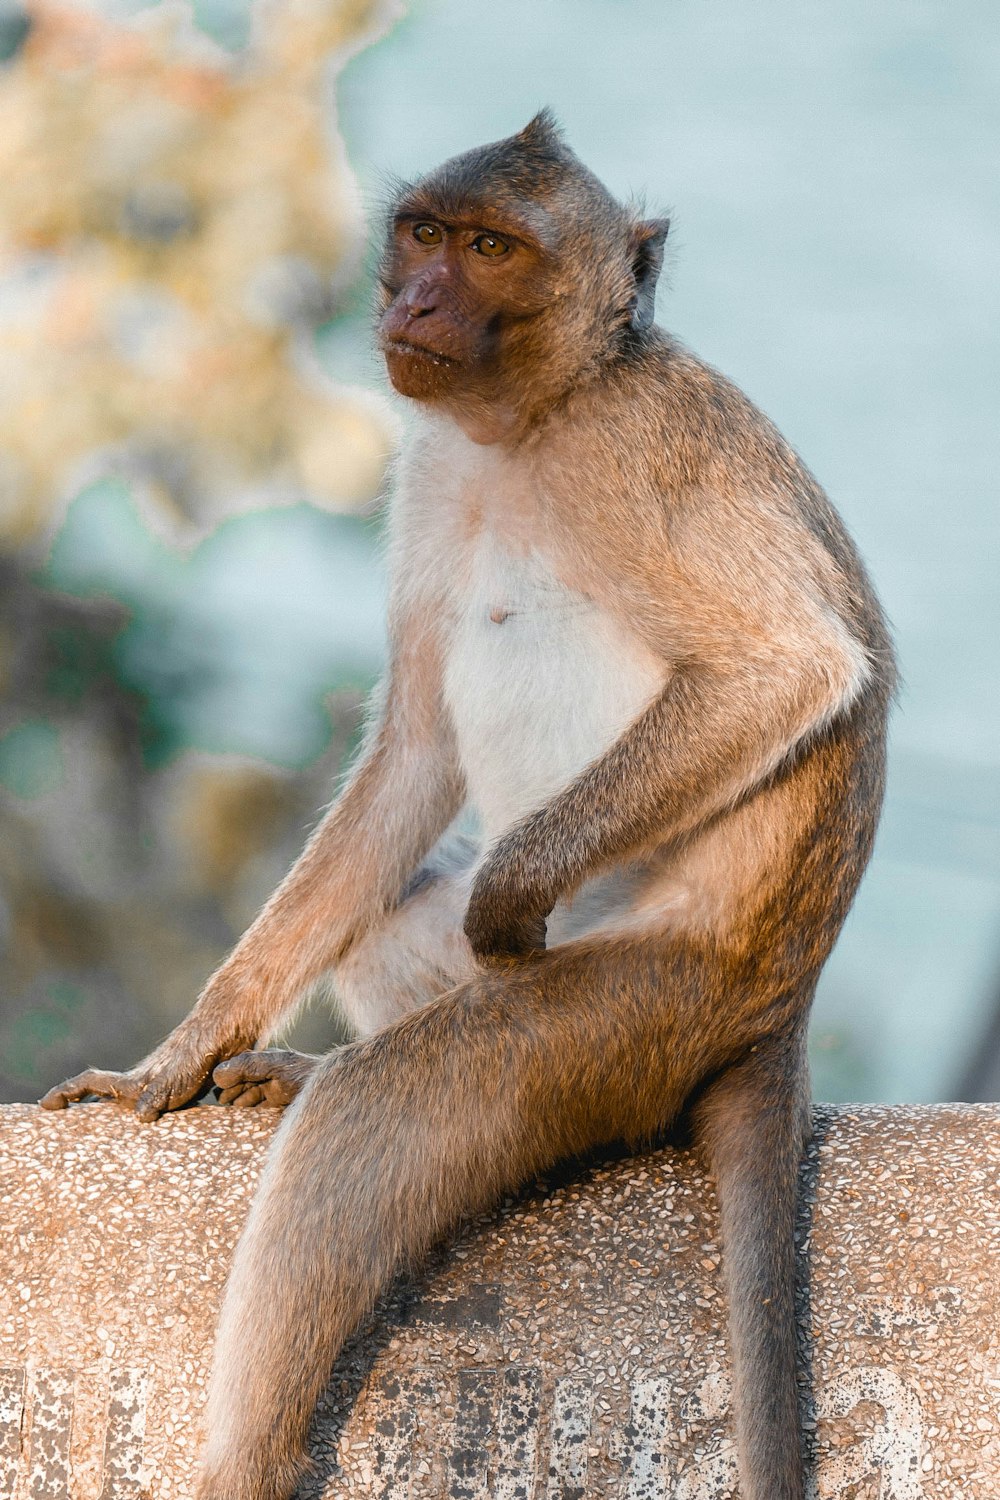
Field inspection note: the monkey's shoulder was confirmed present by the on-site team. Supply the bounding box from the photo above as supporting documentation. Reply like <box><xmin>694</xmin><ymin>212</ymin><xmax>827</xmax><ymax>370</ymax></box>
<box><xmin>556</xmin><ymin>337</ymin><xmax>880</xmax><ymax>586</ymax></box>
<box><xmin>569</xmin><ymin>337</ymin><xmax>812</xmax><ymax>495</ymax></box>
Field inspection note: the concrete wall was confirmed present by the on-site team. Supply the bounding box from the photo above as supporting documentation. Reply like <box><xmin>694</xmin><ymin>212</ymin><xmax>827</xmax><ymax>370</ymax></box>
<box><xmin>1</xmin><ymin>1102</ymin><xmax>997</xmax><ymax>1497</ymax></box>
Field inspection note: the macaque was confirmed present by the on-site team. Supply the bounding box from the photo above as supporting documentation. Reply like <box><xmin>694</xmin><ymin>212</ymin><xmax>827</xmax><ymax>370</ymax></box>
<box><xmin>44</xmin><ymin>112</ymin><xmax>894</xmax><ymax>1500</ymax></box>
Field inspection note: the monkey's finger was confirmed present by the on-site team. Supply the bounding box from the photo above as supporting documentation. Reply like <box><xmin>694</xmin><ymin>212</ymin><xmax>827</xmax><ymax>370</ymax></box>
<box><xmin>134</xmin><ymin>1083</ymin><xmax>175</xmax><ymax>1123</ymax></box>
<box><xmin>213</xmin><ymin>1052</ymin><xmax>276</xmax><ymax>1089</ymax></box>
<box><xmin>215</xmin><ymin>1081</ymin><xmax>257</xmax><ymax>1106</ymax></box>
<box><xmin>231</xmin><ymin>1085</ymin><xmax>267</xmax><ymax>1108</ymax></box>
<box><xmin>215</xmin><ymin>1084</ymin><xmax>247</xmax><ymax>1106</ymax></box>
<box><xmin>40</xmin><ymin>1071</ymin><xmax>131</xmax><ymax>1109</ymax></box>
<box><xmin>262</xmin><ymin>1079</ymin><xmax>302</xmax><ymax>1106</ymax></box>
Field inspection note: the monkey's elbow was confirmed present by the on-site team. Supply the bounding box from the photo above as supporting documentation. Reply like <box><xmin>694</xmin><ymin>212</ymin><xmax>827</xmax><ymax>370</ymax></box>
<box><xmin>810</xmin><ymin>626</ymin><xmax>872</xmax><ymax>732</ymax></box>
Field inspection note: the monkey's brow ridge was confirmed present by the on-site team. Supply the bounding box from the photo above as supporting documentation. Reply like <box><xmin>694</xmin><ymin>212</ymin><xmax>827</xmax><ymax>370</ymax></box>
<box><xmin>393</xmin><ymin>192</ymin><xmax>555</xmax><ymax>252</ymax></box>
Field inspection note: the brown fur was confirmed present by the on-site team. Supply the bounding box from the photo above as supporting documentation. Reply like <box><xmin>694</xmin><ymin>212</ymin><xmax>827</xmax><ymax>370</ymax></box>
<box><xmin>42</xmin><ymin>112</ymin><xmax>894</xmax><ymax>1500</ymax></box>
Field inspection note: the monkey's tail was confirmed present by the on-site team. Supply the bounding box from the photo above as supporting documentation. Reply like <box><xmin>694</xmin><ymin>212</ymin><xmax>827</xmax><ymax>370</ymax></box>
<box><xmin>692</xmin><ymin>1025</ymin><xmax>811</xmax><ymax>1500</ymax></box>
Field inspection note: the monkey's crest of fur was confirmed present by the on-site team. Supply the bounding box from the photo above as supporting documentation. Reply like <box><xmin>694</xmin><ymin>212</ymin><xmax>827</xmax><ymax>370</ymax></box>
<box><xmin>426</xmin><ymin>110</ymin><xmax>599</xmax><ymax>213</ymax></box>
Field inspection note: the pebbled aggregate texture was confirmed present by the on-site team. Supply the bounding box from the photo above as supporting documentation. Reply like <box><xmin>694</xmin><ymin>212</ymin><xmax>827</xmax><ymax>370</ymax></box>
<box><xmin>0</xmin><ymin>1102</ymin><xmax>998</xmax><ymax>1498</ymax></box>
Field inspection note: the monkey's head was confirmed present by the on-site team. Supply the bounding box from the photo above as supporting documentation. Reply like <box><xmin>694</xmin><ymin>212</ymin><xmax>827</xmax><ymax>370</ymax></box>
<box><xmin>377</xmin><ymin>111</ymin><xmax>669</xmax><ymax>437</ymax></box>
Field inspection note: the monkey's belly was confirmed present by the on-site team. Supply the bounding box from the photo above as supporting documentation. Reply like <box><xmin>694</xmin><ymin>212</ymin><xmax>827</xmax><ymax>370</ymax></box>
<box><xmin>444</xmin><ymin>543</ymin><xmax>665</xmax><ymax>840</ymax></box>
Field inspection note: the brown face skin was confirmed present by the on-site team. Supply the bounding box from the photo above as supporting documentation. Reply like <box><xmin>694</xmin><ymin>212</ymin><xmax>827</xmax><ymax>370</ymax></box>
<box><xmin>378</xmin><ymin>211</ymin><xmax>552</xmax><ymax>409</ymax></box>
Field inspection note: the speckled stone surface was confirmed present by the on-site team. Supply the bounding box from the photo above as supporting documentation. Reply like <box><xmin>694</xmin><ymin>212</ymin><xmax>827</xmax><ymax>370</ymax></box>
<box><xmin>1</xmin><ymin>1103</ymin><xmax>998</xmax><ymax>1498</ymax></box>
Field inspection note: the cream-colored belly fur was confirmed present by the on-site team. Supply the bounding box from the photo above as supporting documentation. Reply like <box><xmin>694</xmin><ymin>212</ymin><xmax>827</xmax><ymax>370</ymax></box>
<box><xmin>338</xmin><ymin>537</ymin><xmax>666</xmax><ymax>1033</ymax></box>
<box><xmin>444</xmin><ymin>534</ymin><xmax>665</xmax><ymax>842</ymax></box>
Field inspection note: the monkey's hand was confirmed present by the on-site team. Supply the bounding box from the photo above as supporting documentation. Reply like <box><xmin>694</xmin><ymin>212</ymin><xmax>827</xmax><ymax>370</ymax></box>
<box><xmin>213</xmin><ymin>1049</ymin><xmax>320</xmax><ymax>1108</ymax></box>
<box><xmin>464</xmin><ymin>859</ymin><xmax>551</xmax><ymax>964</ymax></box>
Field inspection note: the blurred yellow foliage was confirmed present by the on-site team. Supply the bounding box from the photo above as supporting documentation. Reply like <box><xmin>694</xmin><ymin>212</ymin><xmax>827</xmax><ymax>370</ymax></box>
<box><xmin>0</xmin><ymin>0</ymin><xmax>397</xmax><ymax>545</ymax></box>
<box><xmin>0</xmin><ymin>0</ymin><xmax>397</xmax><ymax>1099</ymax></box>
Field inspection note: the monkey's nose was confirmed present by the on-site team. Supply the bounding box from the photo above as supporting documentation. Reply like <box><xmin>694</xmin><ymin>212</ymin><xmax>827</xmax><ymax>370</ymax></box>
<box><xmin>405</xmin><ymin>290</ymin><xmax>438</xmax><ymax>319</ymax></box>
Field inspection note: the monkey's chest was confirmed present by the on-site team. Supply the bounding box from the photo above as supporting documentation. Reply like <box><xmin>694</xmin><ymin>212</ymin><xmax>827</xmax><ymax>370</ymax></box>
<box><xmin>444</xmin><ymin>542</ymin><xmax>664</xmax><ymax>838</ymax></box>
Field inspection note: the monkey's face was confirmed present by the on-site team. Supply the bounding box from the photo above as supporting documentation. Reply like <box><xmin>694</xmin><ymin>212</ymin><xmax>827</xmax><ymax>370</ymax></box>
<box><xmin>377</xmin><ymin>209</ymin><xmax>555</xmax><ymax>405</ymax></box>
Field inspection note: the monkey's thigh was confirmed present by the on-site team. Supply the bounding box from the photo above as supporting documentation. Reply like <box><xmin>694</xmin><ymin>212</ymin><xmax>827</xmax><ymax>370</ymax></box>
<box><xmin>334</xmin><ymin>838</ymin><xmax>480</xmax><ymax>1036</ymax></box>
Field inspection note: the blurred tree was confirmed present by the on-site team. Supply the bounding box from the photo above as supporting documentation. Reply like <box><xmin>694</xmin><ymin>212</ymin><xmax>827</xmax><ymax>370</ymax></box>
<box><xmin>0</xmin><ymin>0</ymin><xmax>399</xmax><ymax>1100</ymax></box>
<box><xmin>0</xmin><ymin>0</ymin><xmax>396</xmax><ymax>541</ymax></box>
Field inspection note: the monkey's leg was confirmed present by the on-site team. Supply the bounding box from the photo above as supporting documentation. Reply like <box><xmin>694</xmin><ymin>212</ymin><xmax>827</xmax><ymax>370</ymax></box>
<box><xmin>692</xmin><ymin>1026</ymin><xmax>812</xmax><ymax>1500</ymax></box>
<box><xmin>196</xmin><ymin>934</ymin><xmax>784</xmax><ymax>1500</ymax></box>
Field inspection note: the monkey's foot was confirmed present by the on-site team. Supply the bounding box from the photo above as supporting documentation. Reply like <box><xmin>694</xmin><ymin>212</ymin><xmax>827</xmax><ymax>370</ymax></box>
<box><xmin>213</xmin><ymin>1049</ymin><xmax>320</xmax><ymax>1108</ymax></box>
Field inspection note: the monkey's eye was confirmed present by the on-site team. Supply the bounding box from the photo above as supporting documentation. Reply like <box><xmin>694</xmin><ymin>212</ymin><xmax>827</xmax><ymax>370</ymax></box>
<box><xmin>471</xmin><ymin>233</ymin><xmax>510</xmax><ymax>257</ymax></box>
<box><xmin>412</xmin><ymin>223</ymin><xmax>443</xmax><ymax>246</ymax></box>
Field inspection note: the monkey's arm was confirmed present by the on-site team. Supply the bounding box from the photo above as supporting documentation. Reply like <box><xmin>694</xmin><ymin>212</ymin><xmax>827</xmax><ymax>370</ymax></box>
<box><xmin>466</xmin><ymin>558</ymin><xmax>868</xmax><ymax>960</ymax></box>
<box><xmin>42</xmin><ymin>608</ymin><xmax>464</xmax><ymax>1120</ymax></box>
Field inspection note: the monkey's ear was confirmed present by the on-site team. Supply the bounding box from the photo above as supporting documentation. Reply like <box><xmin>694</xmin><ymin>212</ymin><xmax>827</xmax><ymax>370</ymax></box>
<box><xmin>628</xmin><ymin>218</ymin><xmax>670</xmax><ymax>333</ymax></box>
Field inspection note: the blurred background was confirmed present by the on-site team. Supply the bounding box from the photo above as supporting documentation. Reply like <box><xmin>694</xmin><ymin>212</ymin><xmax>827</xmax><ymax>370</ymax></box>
<box><xmin>0</xmin><ymin>0</ymin><xmax>997</xmax><ymax>1106</ymax></box>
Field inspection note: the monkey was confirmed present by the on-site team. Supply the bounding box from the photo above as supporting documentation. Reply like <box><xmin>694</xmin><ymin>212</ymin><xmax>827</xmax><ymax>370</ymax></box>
<box><xmin>42</xmin><ymin>111</ymin><xmax>894</xmax><ymax>1500</ymax></box>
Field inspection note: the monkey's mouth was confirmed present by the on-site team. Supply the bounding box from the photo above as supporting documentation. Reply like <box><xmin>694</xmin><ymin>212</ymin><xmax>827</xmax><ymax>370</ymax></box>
<box><xmin>383</xmin><ymin>338</ymin><xmax>459</xmax><ymax>368</ymax></box>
